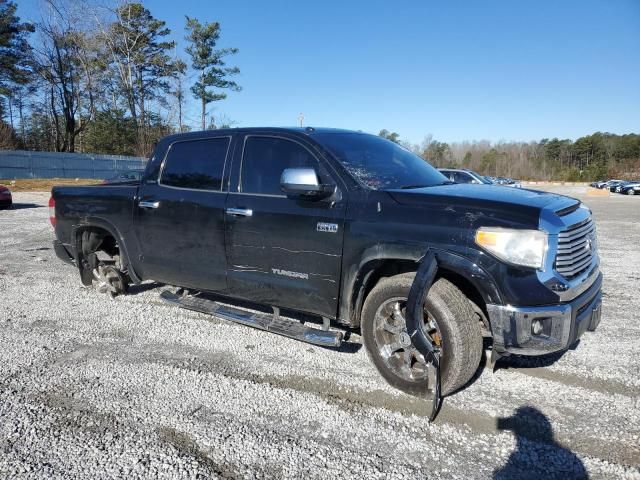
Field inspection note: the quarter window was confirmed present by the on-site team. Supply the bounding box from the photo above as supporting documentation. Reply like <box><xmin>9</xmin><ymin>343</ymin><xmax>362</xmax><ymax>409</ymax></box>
<box><xmin>241</xmin><ymin>137</ymin><xmax>318</xmax><ymax>195</ymax></box>
<box><xmin>161</xmin><ymin>137</ymin><xmax>230</xmax><ymax>190</ymax></box>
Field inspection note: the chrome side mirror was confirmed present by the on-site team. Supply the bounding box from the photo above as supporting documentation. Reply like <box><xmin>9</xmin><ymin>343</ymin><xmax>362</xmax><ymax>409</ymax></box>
<box><xmin>280</xmin><ymin>168</ymin><xmax>334</xmax><ymax>198</ymax></box>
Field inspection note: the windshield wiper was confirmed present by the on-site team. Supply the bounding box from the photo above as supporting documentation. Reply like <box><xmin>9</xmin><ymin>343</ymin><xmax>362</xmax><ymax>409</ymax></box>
<box><xmin>399</xmin><ymin>181</ymin><xmax>454</xmax><ymax>189</ymax></box>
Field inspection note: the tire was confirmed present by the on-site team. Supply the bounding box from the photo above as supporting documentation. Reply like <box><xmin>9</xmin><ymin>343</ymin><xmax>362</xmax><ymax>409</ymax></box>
<box><xmin>627</xmin><ymin>189</ymin><xmax>635</xmax><ymax>196</ymax></box>
<box><xmin>361</xmin><ymin>273</ymin><xmax>482</xmax><ymax>396</ymax></box>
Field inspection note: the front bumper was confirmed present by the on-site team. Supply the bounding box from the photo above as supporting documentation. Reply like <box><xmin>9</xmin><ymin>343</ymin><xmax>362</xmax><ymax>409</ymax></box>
<box><xmin>487</xmin><ymin>272</ymin><xmax>602</xmax><ymax>356</ymax></box>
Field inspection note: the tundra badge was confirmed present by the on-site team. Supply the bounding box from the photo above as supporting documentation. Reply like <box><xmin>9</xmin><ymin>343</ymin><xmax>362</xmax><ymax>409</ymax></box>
<box><xmin>317</xmin><ymin>222</ymin><xmax>338</xmax><ymax>233</ymax></box>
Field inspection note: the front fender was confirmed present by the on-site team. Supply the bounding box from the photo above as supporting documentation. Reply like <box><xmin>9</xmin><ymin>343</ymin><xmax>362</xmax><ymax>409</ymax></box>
<box><xmin>340</xmin><ymin>246</ymin><xmax>503</xmax><ymax>327</ymax></box>
<box><xmin>434</xmin><ymin>250</ymin><xmax>503</xmax><ymax>306</ymax></box>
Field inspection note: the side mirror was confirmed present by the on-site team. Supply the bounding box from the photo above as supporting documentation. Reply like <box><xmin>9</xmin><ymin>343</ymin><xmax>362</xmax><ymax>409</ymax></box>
<box><xmin>280</xmin><ymin>168</ymin><xmax>334</xmax><ymax>199</ymax></box>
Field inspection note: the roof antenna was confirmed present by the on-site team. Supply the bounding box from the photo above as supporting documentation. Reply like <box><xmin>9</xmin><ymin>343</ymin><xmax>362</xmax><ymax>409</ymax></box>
<box><xmin>298</xmin><ymin>113</ymin><xmax>304</xmax><ymax>127</ymax></box>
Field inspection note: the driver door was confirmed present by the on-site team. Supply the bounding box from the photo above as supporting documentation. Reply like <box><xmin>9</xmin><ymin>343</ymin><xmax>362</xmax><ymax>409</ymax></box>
<box><xmin>225</xmin><ymin>134</ymin><xmax>346</xmax><ymax>319</ymax></box>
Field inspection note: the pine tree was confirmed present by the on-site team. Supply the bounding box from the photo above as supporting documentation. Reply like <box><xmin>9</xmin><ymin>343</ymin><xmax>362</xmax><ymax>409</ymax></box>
<box><xmin>185</xmin><ymin>17</ymin><xmax>240</xmax><ymax>131</ymax></box>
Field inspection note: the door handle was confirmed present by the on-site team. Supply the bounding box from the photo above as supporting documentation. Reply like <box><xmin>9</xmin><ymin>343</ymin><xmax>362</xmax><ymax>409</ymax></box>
<box><xmin>226</xmin><ymin>207</ymin><xmax>253</xmax><ymax>217</ymax></box>
<box><xmin>139</xmin><ymin>200</ymin><xmax>160</xmax><ymax>209</ymax></box>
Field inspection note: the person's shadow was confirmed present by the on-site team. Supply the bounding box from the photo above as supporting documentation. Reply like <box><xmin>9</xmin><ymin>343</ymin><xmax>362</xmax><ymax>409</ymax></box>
<box><xmin>493</xmin><ymin>406</ymin><xmax>588</xmax><ymax>480</ymax></box>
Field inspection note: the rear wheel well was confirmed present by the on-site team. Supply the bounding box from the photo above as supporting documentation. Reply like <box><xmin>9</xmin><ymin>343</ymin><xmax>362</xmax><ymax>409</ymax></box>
<box><xmin>75</xmin><ymin>227</ymin><xmax>122</xmax><ymax>286</ymax></box>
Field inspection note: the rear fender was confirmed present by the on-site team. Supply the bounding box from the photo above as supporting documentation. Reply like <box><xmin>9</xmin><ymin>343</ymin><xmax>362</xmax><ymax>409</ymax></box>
<box><xmin>72</xmin><ymin>218</ymin><xmax>141</xmax><ymax>285</ymax></box>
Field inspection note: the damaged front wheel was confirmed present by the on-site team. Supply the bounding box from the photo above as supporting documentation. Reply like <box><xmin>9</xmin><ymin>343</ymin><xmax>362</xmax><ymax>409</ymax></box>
<box><xmin>361</xmin><ymin>274</ymin><xmax>482</xmax><ymax>396</ymax></box>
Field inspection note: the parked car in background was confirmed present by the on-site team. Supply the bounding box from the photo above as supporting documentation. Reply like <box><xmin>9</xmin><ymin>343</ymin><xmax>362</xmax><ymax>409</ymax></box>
<box><xmin>619</xmin><ymin>181</ymin><xmax>640</xmax><ymax>195</ymax></box>
<box><xmin>0</xmin><ymin>185</ymin><xmax>12</xmax><ymax>209</ymax></box>
<box><xmin>438</xmin><ymin>168</ymin><xmax>493</xmax><ymax>185</ymax></box>
<box><xmin>608</xmin><ymin>180</ymin><xmax>628</xmax><ymax>193</ymax></box>
<box><xmin>494</xmin><ymin>176</ymin><xmax>522</xmax><ymax>188</ymax></box>
<box><xmin>611</xmin><ymin>181</ymin><xmax>630</xmax><ymax>193</ymax></box>
<box><xmin>599</xmin><ymin>179</ymin><xmax>622</xmax><ymax>189</ymax></box>
<box><xmin>102</xmin><ymin>170</ymin><xmax>144</xmax><ymax>184</ymax></box>
<box><xmin>442</xmin><ymin>170</ymin><xmax>521</xmax><ymax>188</ymax></box>
<box><xmin>589</xmin><ymin>179</ymin><xmax>640</xmax><ymax>194</ymax></box>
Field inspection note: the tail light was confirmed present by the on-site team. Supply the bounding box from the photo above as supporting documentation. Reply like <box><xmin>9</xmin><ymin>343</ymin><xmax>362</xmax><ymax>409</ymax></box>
<box><xmin>49</xmin><ymin>197</ymin><xmax>56</xmax><ymax>227</ymax></box>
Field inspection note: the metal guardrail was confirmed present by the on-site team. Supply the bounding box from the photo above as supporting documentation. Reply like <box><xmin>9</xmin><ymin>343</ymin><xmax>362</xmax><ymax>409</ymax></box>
<box><xmin>0</xmin><ymin>150</ymin><xmax>147</xmax><ymax>180</ymax></box>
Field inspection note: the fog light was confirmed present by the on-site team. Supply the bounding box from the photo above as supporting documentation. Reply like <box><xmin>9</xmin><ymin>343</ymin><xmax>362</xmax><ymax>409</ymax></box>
<box><xmin>532</xmin><ymin>319</ymin><xmax>543</xmax><ymax>335</ymax></box>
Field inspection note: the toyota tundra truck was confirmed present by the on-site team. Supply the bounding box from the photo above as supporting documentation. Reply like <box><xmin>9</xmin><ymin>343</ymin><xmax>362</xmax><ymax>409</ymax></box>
<box><xmin>51</xmin><ymin>128</ymin><xmax>602</xmax><ymax>398</ymax></box>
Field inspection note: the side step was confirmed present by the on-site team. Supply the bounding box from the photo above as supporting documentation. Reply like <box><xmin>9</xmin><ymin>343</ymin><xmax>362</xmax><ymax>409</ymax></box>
<box><xmin>160</xmin><ymin>290</ymin><xmax>343</xmax><ymax>348</ymax></box>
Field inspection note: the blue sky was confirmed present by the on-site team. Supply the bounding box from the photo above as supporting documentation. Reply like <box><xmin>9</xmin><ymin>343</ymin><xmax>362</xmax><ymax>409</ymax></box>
<box><xmin>17</xmin><ymin>0</ymin><xmax>640</xmax><ymax>144</ymax></box>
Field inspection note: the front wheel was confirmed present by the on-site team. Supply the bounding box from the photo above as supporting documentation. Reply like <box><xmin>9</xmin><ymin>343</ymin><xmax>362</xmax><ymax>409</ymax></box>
<box><xmin>361</xmin><ymin>274</ymin><xmax>482</xmax><ymax>396</ymax></box>
<box><xmin>627</xmin><ymin>189</ymin><xmax>636</xmax><ymax>196</ymax></box>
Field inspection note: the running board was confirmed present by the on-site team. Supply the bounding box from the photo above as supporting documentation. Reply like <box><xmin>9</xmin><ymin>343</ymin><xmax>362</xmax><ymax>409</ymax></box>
<box><xmin>160</xmin><ymin>290</ymin><xmax>343</xmax><ymax>348</ymax></box>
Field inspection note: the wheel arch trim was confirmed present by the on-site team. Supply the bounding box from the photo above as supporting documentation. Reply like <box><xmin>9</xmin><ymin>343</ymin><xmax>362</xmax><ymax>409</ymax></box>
<box><xmin>71</xmin><ymin>217</ymin><xmax>141</xmax><ymax>284</ymax></box>
<box><xmin>342</xmin><ymin>246</ymin><xmax>503</xmax><ymax>327</ymax></box>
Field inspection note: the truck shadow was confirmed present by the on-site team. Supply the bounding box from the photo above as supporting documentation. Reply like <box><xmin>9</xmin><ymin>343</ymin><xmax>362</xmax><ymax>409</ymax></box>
<box><xmin>451</xmin><ymin>338</ymin><xmax>576</xmax><ymax>396</ymax></box>
<box><xmin>493</xmin><ymin>406</ymin><xmax>589</xmax><ymax>479</ymax></box>
<box><xmin>5</xmin><ymin>203</ymin><xmax>43</xmax><ymax>210</ymax></box>
<box><xmin>495</xmin><ymin>340</ymin><xmax>579</xmax><ymax>371</ymax></box>
<box><xmin>127</xmin><ymin>282</ymin><xmax>164</xmax><ymax>296</ymax></box>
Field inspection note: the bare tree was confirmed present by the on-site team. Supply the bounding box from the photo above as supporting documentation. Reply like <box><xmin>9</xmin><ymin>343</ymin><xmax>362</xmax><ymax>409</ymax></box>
<box><xmin>95</xmin><ymin>2</ymin><xmax>184</xmax><ymax>154</ymax></box>
<box><xmin>31</xmin><ymin>0</ymin><xmax>103</xmax><ymax>151</ymax></box>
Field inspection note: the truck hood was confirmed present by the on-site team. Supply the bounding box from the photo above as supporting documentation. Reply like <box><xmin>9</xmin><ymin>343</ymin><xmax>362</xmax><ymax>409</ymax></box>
<box><xmin>387</xmin><ymin>184</ymin><xmax>579</xmax><ymax>228</ymax></box>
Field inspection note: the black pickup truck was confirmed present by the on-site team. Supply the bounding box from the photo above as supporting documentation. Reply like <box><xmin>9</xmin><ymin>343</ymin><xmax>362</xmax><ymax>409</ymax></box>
<box><xmin>51</xmin><ymin>128</ymin><xmax>602</xmax><ymax>398</ymax></box>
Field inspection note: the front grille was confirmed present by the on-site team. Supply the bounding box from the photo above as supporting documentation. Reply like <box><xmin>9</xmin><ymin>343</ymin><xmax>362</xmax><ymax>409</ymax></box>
<box><xmin>555</xmin><ymin>218</ymin><xmax>596</xmax><ymax>279</ymax></box>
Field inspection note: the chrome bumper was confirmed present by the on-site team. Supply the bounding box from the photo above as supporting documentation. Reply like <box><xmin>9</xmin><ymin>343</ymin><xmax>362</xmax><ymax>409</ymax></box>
<box><xmin>487</xmin><ymin>273</ymin><xmax>602</xmax><ymax>356</ymax></box>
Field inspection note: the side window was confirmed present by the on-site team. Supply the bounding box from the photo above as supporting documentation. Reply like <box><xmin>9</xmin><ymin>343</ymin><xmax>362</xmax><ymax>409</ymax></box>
<box><xmin>453</xmin><ymin>172</ymin><xmax>473</xmax><ymax>184</ymax></box>
<box><xmin>241</xmin><ymin>136</ymin><xmax>319</xmax><ymax>195</ymax></box>
<box><xmin>161</xmin><ymin>137</ymin><xmax>230</xmax><ymax>190</ymax></box>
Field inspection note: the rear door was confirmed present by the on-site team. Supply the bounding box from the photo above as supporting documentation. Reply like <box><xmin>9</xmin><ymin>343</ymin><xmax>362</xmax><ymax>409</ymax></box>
<box><xmin>225</xmin><ymin>134</ymin><xmax>347</xmax><ymax>319</ymax></box>
<box><xmin>134</xmin><ymin>135</ymin><xmax>233</xmax><ymax>292</ymax></box>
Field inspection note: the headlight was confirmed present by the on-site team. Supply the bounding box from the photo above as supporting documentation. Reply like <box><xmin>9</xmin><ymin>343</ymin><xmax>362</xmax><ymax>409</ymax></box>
<box><xmin>475</xmin><ymin>227</ymin><xmax>548</xmax><ymax>269</ymax></box>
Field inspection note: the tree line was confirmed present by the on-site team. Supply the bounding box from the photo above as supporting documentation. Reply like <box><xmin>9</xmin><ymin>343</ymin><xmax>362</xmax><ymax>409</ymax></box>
<box><xmin>0</xmin><ymin>0</ymin><xmax>240</xmax><ymax>157</ymax></box>
<box><xmin>2</xmin><ymin>0</ymin><xmax>637</xmax><ymax>181</ymax></box>
<box><xmin>379</xmin><ymin>130</ymin><xmax>640</xmax><ymax>181</ymax></box>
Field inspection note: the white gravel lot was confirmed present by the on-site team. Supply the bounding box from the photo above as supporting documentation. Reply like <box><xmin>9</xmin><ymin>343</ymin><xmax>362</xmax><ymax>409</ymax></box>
<box><xmin>1</xmin><ymin>187</ymin><xmax>639</xmax><ymax>479</ymax></box>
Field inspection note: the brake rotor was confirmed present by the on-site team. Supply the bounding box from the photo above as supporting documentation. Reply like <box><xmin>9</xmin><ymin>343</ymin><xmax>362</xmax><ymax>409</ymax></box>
<box><xmin>92</xmin><ymin>265</ymin><xmax>126</xmax><ymax>298</ymax></box>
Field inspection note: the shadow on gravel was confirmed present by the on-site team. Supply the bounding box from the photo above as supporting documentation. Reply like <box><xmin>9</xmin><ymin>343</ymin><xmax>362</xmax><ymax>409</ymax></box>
<box><xmin>494</xmin><ymin>406</ymin><xmax>588</xmax><ymax>480</ymax></box>
<box><xmin>127</xmin><ymin>282</ymin><xmax>163</xmax><ymax>295</ymax></box>
<box><xmin>6</xmin><ymin>203</ymin><xmax>43</xmax><ymax>210</ymax></box>
<box><xmin>496</xmin><ymin>342</ymin><xmax>577</xmax><ymax>371</ymax></box>
<box><xmin>449</xmin><ymin>338</ymin><xmax>576</xmax><ymax>397</ymax></box>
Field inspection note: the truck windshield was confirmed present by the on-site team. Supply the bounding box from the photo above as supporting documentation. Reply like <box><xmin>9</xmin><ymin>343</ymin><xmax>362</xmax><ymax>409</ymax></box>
<box><xmin>314</xmin><ymin>133</ymin><xmax>449</xmax><ymax>190</ymax></box>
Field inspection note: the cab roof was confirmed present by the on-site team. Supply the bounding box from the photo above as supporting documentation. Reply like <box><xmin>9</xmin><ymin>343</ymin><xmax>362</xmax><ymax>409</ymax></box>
<box><xmin>160</xmin><ymin>127</ymin><xmax>365</xmax><ymax>144</ymax></box>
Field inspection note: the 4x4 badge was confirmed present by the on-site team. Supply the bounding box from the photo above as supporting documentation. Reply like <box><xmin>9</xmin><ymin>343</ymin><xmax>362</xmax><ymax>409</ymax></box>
<box><xmin>317</xmin><ymin>222</ymin><xmax>338</xmax><ymax>233</ymax></box>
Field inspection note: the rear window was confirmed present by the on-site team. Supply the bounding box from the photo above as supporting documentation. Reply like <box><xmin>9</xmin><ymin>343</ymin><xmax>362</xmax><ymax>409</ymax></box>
<box><xmin>161</xmin><ymin>137</ymin><xmax>230</xmax><ymax>190</ymax></box>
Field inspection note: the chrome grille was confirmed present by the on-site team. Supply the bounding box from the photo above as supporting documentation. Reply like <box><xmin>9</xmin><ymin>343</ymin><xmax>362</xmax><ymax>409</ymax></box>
<box><xmin>555</xmin><ymin>219</ymin><xmax>596</xmax><ymax>279</ymax></box>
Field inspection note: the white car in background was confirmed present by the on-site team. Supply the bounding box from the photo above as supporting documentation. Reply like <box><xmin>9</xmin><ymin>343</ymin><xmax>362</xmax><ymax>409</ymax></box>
<box><xmin>440</xmin><ymin>169</ymin><xmax>522</xmax><ymax>188</ymax></box>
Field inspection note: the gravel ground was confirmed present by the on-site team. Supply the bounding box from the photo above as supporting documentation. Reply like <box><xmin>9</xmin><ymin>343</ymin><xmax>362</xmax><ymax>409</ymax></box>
<box><xmin>1</xmin><ymin>187</ymin><xmax>639</xmax><ymax>479</ymax></box>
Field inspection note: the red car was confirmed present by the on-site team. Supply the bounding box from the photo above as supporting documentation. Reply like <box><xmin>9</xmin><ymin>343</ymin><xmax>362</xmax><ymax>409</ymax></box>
<box><xmin>0</xmin><ymin>185</ymin><xmax>12</xmax><ymax>209</ymax></box>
